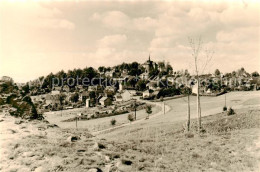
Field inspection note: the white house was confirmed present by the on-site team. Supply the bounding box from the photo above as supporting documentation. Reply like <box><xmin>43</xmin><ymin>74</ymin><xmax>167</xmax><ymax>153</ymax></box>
<box><xmin>146</xmin><ymin>81</ymin><xmax>158</xmax><ymax>91</ymax></box>
<box><xmin>115</xmin><ymin>93</ymin><xmax>123</xmax><ymax>102</ymax></box>
<box><xmin>51</xmin><ymin>90</ymin><xmax>60</xmax><ymax>95</ymax></box>
<box><xmin>30</xmin><ymin>94</ymin><xmax>46</xmax><ymax>104</ymax></box>
<box><xmin>105</xmin><ymin>86</ymin><xmax>116</xmax><ymax>92</ymax></box>
<box><xmin>121</xmin><ymin>91</ymin><xmax>131</xmax><ymax>101</ymax></box>
<box><xmin>140</xmin><ymin>73</ymin><xmax>149</xmax><ymax>80</ymax></box>
<box><xmin>143</xmin><ymin>90</ymin><xmax>151</xmax><ymax>98</ymax></box>
<box><xmin>119</xmin><ymin>82</ymin><xmax>124</xmax><ymax>91</ymax></box>
<box><xmin>105</xmin><ymin>70</ymin><xmax>114</xmax><ymax>77</ymax></box>
<box><xmin>192</xmin><ymin>83</ymin><xmax>198</xmax><ymax>95</ymax></box>
<box><xmin>99</xmin><ymin>97</ymin><xmax>112</xmax><ymax>106</ymax></box>
<box><xmin>63</xmin><ymin>85</ymin><xmax>70</xmax><ymax>92</ymax></box>
<box><xmin>206</xmin><ymin>88</ymin><xmax>213</xmax><ymax>94</ymax></box>
<box><xmin>86</xmin><ymin>98</ymin><xmax>90</xmax><ymax>108</ymax></box>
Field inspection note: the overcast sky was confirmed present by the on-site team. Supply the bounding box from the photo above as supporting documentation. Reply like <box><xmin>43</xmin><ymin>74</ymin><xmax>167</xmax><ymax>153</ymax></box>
<box><xmin>0</xmin><ymin>0</ymin><xmax>259</xmax><ymax>83</ymax></box>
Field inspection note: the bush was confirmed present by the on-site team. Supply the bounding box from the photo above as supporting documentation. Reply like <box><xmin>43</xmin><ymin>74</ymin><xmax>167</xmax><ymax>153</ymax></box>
<box><xmin>146</xmin><ymin>105</ymin><xmax>152</xmax><ymax>115</ymax></box>
<box><xmin>128</xmin><ymin>113</ymin><xmax>134</xmax><ymax>122</ymax></box>
<box><xmin>223</xmin><ymin>106</ymin><xmax>227</xmax><ymax>111</ymax></box>
<box><xmin>184</xmin><ymin>132</ymin><xmax>194</xmax><ymax>138</ymax></box>
<box><xmin>111</xmin><ymin>118</ymin><xmax>116</xmax><ymax>125</ymax></box>
<box><xmin>227</xmin><ymin>107</ymin><xmax>235</xmax><ymax>116</ymax></box>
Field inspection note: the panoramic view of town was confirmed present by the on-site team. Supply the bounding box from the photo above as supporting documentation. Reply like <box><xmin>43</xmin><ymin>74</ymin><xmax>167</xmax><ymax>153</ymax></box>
<box><xmin>0</xmin><ymin>0</ymin><xmax>260</xmax><ymax>172</ymax></box>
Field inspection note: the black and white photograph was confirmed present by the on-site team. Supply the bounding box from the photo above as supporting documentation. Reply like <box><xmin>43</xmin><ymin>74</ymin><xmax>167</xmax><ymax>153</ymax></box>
<box><xmin>0</xmin><ymin>0</ymin><xmax>260</xmax><ymax>171</ymax></box>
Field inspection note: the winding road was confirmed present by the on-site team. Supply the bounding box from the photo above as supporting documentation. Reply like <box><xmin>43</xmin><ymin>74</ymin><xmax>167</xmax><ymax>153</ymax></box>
<box><xmin>92</xmin><ymin>99</ymin><xmax>171</xmax><ymax>136</ymax></box>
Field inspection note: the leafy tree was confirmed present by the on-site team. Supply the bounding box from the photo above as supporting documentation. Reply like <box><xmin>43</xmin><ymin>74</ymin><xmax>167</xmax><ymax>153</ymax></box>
<box><xmin>98</xmin><ymin>66</ymin><xmax>106</xmax><ymax>73</ymax></box>
<box><xmin>0</xmin><ymin>98</ymin><xmax>4</xmax><ymax>105</ymax></box>
<box><xmin>20</xmin><ymin>96</ymin><xmax>39</xmax><ymax>119</ymax></box>
<box><xmin>128</xmin><ymin>113</ymin><xmax>134</xmax><ymax>122</ymax></box>
<box><xmin>56</xmin><ymin>70</ymin><xmax>67</xmax><ymax>80</ymax></box>
<box><xmin>128</xmin><ymin>68</ymin><xmax>142</xmax><ymax>76</ymax></box>
<box><xmin>111</xmin><ymin>118</ymin><xmax>116</xmax><ymax>125</ymax></box>
<box><xmin>184</xmin><ymin>69</ymin><xmax>190</xmax><ymax>77</ymax></box>
<box><xmin>237</xmin><ymin>67</ymin><xmax>246</xmax><ymax>77</ymax></box>
<box><xmin>224</xmin><ymin>73</ymin><xmax>232</xmax><ymax>78</ymax></box>
<box><xmin>42</xmin><ymin>72</ymin><xmax>54</xmax><ymax>91</ymax></box>
<box><xmin>157</xmin><ymin>87</ymin><xmax>181</xmax><ymax>98</ymax></box>
<box><xmin>126</xmin><ymin>78</ymin><xmax>138</xmax><ymax>88</ymax></box>
<box><xmin>59</xmin><ymin>94</ymin><xmax>66</xmax><ymax>105</ymax></box>
<box><xmin>21</xmin><ymin>84</ymin><xmax>30</xmax><ymax>96</ymax></box>
<box><xmin>215</xmin><ymin>69</ymin><xmax>221</xmax><ymax>76</ymax></box>
<box><xmin>6</xmin><ymin>94</ymin><xmax>17</xmax><ymax>104</ymax></box>
<box><xmin>83</xmin><ymin>67</ymin><xmax>97</xmax><ymax>80</ymax></box>
<box><xmin>166</xmin><ymin>64</ymin><xmax>173</xmax><ymax>74</ymax></box>
<box><xmin>89</xmin><ymin>91</ymin><xmax>96</xmax><ymax>99</ymax></box>
<box><xmin>231</xmin><ymin>71</ymin><xmax>236</xmax><ymax>77</ymax></box>
<box><xmin>70</xmin><ymin>93</ymin><xmax>79</xmax><ymax>103</ymax></box>
<box><xmin>136</xmin><ymin>80</ymin><xmax>147</xmax><ymax>91</ymax></box>
<box><xmin>252</xmin><ymin>71</ymin><xmax>259</xmax><ymax>77</ymax></box>
<box><xmin>0</xmin><ymin>81</ymin><xmax>15</xmax><ymax>94</ymax></box>
<box><xmin>158</xmin><ymin>61</ymin><xmax>165</xmax><ymax>71</ymax></box>
<box><xmin>149</xmin><ymin>67</ymin><xmax>159</xmax><ymax>77</ymax></box>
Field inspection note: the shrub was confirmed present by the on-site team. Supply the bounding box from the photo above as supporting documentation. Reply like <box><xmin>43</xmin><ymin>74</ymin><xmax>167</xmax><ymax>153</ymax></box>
<box><xmin>185</xmin><ymin>132</ymin><xmax>194</xmax><ymax>138</ymax></box>
<box><xmin>111</xmin><ymin>118</ymin><xmax>116</xmax><ymax>125</ymax></box>
<box><xmin>146</xmin><ymin>105</ymin><xmax>152</xmax><ymax>116</ymax></box>
<box><xmin>128</xmin><ymin>113</ymin><xmax>134</xmax><ymax>122</ymax></box>
<box><xmin>227</xmin><ymin>107</ymin><xmax>235</xmax><ymax>116</ymax></box>
<box><xmin>223</xmin><ymin>106</ymin><xmax>227</xmax><ymax>111</ymax></box>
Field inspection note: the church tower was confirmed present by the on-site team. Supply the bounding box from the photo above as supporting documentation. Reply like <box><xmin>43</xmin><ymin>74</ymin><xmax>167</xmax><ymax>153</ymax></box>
<box><xmin>145</xmin><ymin>54</ymin><xmax>151</xmax><ymax>73</ymax></box>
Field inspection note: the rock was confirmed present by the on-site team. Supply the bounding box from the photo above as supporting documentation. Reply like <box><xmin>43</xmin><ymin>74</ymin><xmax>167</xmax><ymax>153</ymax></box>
<box><xmin>42</xmin><ymin>119</ymin><xmax>49</xmax><ymax>124</ymax></box>
<box><xmin>22</xmin><ymin>151</ymin><xmax>35</xmax><ymax>157</ymax></box>
<box><xmin>7</xmin><ymin>129</ymin><xmax>17</xmax><ymax>134</ymax></box>
<box><xmin>104</xmin><ymin>155</ymin><xmax>110</xmax><ymax>163</ymax></box>
<box><xmin>77</xmin><ymin>149</ymin><xmax>86</xmax><ymax>152</ymax></box>
<box><xmin>121</xmin><ymin>159</ymin><xmax>133</xmax><ymax>165</ymax></box>
<box><xmin>14</xmin><ymin>119</ymin><xmax>23</xmax><ymax>125</ymax></box>
<box><xmin>67</xmin><ymin>136</ymin><xmax>80</xmax><ymax>142</ymax></box>
<box><xmin>34</xmin><ymin>167</ymin><xmax>49</xmax><ymax>172</ymax></box>
<box><xmin>47</xmin><ymin>124</ymin><xmax>59</xmax><ymax>128</ymax></box>
<box><xmin>19</xmin><ymin>125</ymin><xmax>27</xmax><ymax>129</ymax></box>
<box><xmin>38</xmin><ymin>127</ymin><xmax>46</xmax><ymax>131</ymax></box>
<box><xmin>87</xmin><ymin>168</ymin><xmax>102</xmax><ymax>172</ymax></box>
<box><xmin>0</xmin><ymin>119</ymin><xmax>4</xmax><ymax>122</ymax></box>
<box><xmin>93</xmin><ymin>142</ymin><xmax>106</xmax><ymax>151</ymax></box>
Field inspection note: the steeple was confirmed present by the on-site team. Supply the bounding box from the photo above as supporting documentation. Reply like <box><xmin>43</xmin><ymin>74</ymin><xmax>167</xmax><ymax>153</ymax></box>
<box><xmin>148</xmin><ymin>54</ymin><xmax>150</xmax><ymax>62</ymax></box>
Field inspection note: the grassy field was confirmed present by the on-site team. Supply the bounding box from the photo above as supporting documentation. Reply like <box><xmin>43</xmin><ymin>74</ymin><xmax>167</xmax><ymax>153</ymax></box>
<box><xmin>93</xmin><ymin>91</ymin><xmax>260</xmax><ymax>171</ymax></box>
<box><xmin>98</xmin><ymin>108</ymin><xmax>260</xmax><ymax>171</ymax></box>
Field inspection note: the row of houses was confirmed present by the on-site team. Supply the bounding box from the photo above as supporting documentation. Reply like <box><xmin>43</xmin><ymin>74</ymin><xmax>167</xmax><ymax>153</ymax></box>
<box><xmin>32</xmin><ymin>74</ymin><xmax>260</xmax><ymax>109</ymax></box>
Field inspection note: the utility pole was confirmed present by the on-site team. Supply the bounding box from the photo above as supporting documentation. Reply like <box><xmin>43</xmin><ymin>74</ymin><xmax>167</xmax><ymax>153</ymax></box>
<box><xmin>160</xmin><ymin>96</ymin><xmax>165</xmax><ymax>114</ymax></box>
<box><xmin>187</xmin><ymin>91</ymin><xmax>191</xmax><ymax>131</ymax></box>
<box><xmin>134</xmin><ymin>99</ymin><xmax>137</xmax><ymax>120</ymax></box>
<box><xmin>164</xmin><ymin>101</ymin><xmax>165</xmax><ymax>114</ymax></box>
<box><xmin>75</xmin><ymin>116</ymin><xmax>78</xmax><ymax>129</ymax></box>
<box><xmin>225</xmin><ymin>93</ymin><xmax>226</xmax><ymax>107</ymax></box>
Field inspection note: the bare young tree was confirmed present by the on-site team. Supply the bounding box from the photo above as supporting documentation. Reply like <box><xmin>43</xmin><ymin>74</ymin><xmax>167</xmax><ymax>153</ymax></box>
<box><xmin>188</xmin><ymin>37</ymin><xmax>214</xmax><ymax>131</ymax></box>
<box><xmin>182</xmin><ymin>86</ymin><xmax>192</xmax><ymax>131</ymax></box>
